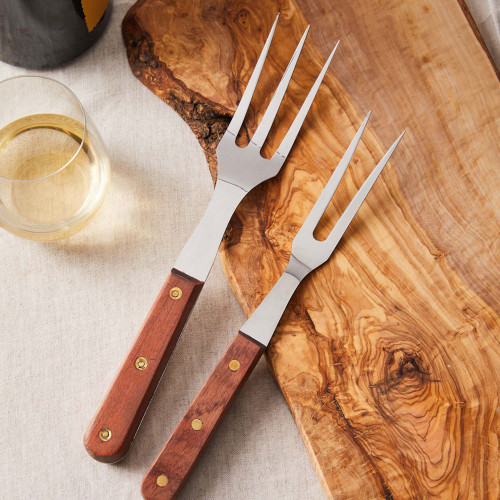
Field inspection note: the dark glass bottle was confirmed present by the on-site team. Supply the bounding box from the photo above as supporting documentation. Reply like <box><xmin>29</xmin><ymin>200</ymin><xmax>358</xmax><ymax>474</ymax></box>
<box><xmin>0</xmin><ymin>0</ymin><xmax>112</xmax><ymax>69</ymax></box>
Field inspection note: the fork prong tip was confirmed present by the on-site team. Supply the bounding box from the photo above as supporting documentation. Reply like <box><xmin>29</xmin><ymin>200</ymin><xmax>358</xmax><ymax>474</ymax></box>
<box><xmin>394</xmin><ymin>130</ymin><xmax>406</xmax><ymax>143</ymax></box>
<box><xmin>325</xmin><ymin>40</ymin><xmax>340</xmax><ymax>63</ymax></box>
<box><xmin>250</xmin><ymin>20</ymin><xmax>310</xmax><ymax>148</ymax></box>
<box><xmin>358</xmin><ymin>110</ymin><xmax>371</xmax><ymax>129</ymax></box>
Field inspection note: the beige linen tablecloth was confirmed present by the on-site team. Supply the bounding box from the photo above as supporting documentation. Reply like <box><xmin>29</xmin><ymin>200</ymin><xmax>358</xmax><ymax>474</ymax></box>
<box><xmin>1</xmin><ymin>1</ymin><xmax>498</xmax><ymax>499</ymax></box>
<box><xmin>0</xmin><ymin>3</ymin><xmax>322</xmax><ymax>499</ymax></box>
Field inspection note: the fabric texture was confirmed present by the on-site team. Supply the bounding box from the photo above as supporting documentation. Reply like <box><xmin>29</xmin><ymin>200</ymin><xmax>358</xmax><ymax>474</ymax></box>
<box><xmin>1</xmin><ymin>1</ymin><xmax>498</xmax><ymax>499</ymax></box>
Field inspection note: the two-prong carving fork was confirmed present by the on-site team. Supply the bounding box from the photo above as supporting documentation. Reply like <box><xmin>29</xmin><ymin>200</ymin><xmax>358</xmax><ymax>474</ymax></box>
<box><xmin>84</xmin><ymin>14</ymin><xmax>340</xmax><ymax>463</ymax></box>
<box><xmin>141</xmin><ymin>115</ymin><xmax>404</xmax><ymax>500</ymax></box>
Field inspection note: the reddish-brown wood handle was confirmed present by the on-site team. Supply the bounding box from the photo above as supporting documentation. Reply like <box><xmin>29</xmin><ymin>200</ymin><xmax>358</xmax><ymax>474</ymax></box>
<box><xmin>84</xmin><ymin>269</ymin><xmax>204</xmax><ymax>463</ymax></box>
<box><xmin>141</xmin><ymin>332</ymin><xmax>265</xmax><ymax>499</ymax></box>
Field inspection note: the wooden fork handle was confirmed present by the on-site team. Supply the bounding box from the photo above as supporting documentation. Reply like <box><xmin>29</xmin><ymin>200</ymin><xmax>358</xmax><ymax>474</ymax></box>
<box><xmin>84</xmin><ymin>269</ymin><xmax>204</xmax><ymax>463</ymax></box>
<box><xmin>141</xmin><ymin>332</ymin><xmax>265</xmax><ymax>500</ymax></box>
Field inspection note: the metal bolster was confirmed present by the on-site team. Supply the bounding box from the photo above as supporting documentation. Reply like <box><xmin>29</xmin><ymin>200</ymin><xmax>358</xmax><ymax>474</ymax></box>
<box><xmin>240</xmin><ymin>268</ymin><xmax>303</xmax><ymax>347</ymax></box>
<box><xmin>285</xmin><ymin>253</ymin><xmax>312</xmax><ymax>281</ymax></box>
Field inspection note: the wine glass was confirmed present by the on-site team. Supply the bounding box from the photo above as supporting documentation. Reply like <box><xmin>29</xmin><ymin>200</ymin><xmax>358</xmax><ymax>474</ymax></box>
<box><xmin>0</xmin><ymin>75</ymin><xmax>111</xmax><ymax>240</ymax></box>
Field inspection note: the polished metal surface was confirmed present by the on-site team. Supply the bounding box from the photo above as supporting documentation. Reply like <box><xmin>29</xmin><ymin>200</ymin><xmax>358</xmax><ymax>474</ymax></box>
<box><xmin>175</xmin><ymin>14</ymin><xmax>339</xmax><ymax>282</ymax></box>
<box><xmin>291</xmin><ymin>129</ymin><xmax>405</xmax><ymax>273</ymax></box>
<box><xmin>174</xmin><ymin>180</ymin><xmax>246</xmax><ymax>281</ymax></box>
<box><xmin>240</xmin><ymin>271</ymin><xmax>301</xmax><ymax>347</ymax></box>
<box><xmin>241</xmin><ymin>119</ymin><xmax>405</xmax><ymax>346</ymax></box>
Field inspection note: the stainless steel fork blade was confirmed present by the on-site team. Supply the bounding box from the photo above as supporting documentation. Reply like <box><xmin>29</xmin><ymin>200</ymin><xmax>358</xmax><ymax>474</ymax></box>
<box><xmin>175</xmin><ymin>22</ymin><xmax>337</xmax><ymax>282</ymax></box>
<box><xmin>241</xmin><ymin>126</ymin><xmax>405</xmax><ymax>346</ymax></box>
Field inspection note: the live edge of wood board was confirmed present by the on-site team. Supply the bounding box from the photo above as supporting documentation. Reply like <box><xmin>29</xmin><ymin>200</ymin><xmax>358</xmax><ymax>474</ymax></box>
<box><xmin>122</xmin><ymin>0</ymin><xmax>500</xmax><ymax>498</ymax></box>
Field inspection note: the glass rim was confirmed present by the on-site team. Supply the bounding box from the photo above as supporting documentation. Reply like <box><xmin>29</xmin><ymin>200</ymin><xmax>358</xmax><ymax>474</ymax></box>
<box><xmin>0</xmin><ymin>74</ymin><xmax>88</xmax><ymax>183</ymax></box>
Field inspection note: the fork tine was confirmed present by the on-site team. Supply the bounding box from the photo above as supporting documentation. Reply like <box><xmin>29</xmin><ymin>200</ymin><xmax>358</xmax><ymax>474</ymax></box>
<box><xmin>277</xmin><ymin>40</ymin><xmax>339</xmax><ymax>159</ymax></box>
<box><xmin>251</xmin><ymin>25</ymin><xmax>310</xmax><ymax>148</ymax></box>
<box><xmin>226</xmin><ymin>14</ymin><xmax>280</xmax><ymax>137</ymax></box>
<box><xmin>325</xmin><ymin>131</ymin><xmax>406</xmax><ymax>251</ymax></box>
<box><xmin>298</xmin><ymin>111</ymin><xmax>371</xmax><ymax>236</ymax></box>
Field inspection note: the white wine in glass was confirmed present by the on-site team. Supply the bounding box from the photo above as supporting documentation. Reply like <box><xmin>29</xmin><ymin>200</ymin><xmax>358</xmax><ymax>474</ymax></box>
<box><xmin>0</xmin><ymin>76</ymin><xmax>110</xmax><ymax>240</ymax></box>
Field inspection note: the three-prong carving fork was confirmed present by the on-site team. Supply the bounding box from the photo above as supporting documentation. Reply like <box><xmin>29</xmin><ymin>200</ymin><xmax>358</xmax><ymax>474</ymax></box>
<box><xmin>141</xmin><ymin>114</ymin><xmax>404</xmax><ymax>499</ymax></box>
<box><xmin>84</xmin><ymin>14</ymin><xmax>339</xmax><ymax>463</ymax></box>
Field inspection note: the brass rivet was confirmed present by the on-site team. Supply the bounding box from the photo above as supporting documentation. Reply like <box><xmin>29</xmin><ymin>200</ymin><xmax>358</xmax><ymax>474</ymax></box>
<box><xmin>191</xmin><ymin>418</ymin><xmax>203</xmax><ymax>431</ymax></box>
<box><xmin>169</xmin><ymin>287</ymin><xmax>182</xmax><ymax>300</ymax></box>
<box><xmin>99</xmin><ymin>428</ymin><xmax>111</xmax><ymax>441</ymax></box>
<box><xmin>156</xmin><ymin>475</ymin><xmax>169</xmax><ymax>487</ymax></box>
<box><xmin>135</xmin><ymin>357</ymin><xmax>148</xmax><ymax>370</ymax></box>
<box><xmin>229</xmin><ymin>359</ymin><xmax>240</xmax><ymax>371</ymax></box>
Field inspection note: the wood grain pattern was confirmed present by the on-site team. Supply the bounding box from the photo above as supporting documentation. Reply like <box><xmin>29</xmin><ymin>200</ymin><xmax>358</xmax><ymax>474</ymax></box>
<box><xmin>141</xmin><ymin>332</ymin><xmax>265</xmax><ymax>499</ymax></box>
<box><xmin>122</xmin><ymin>0</ymin><xmax>500</xmax><ymax>497</ymax></box>
<box><xmin>84</xmin><ymin>269</ymin><xmax>203</xmax><ymax>463</ymax></box>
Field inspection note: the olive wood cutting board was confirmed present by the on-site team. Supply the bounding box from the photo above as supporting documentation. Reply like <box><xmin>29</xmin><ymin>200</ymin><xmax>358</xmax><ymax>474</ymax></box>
<box><xmin>122</xmin><ymin>0</ymin><xmax>500</xmax><ymax>497</ymax></box>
